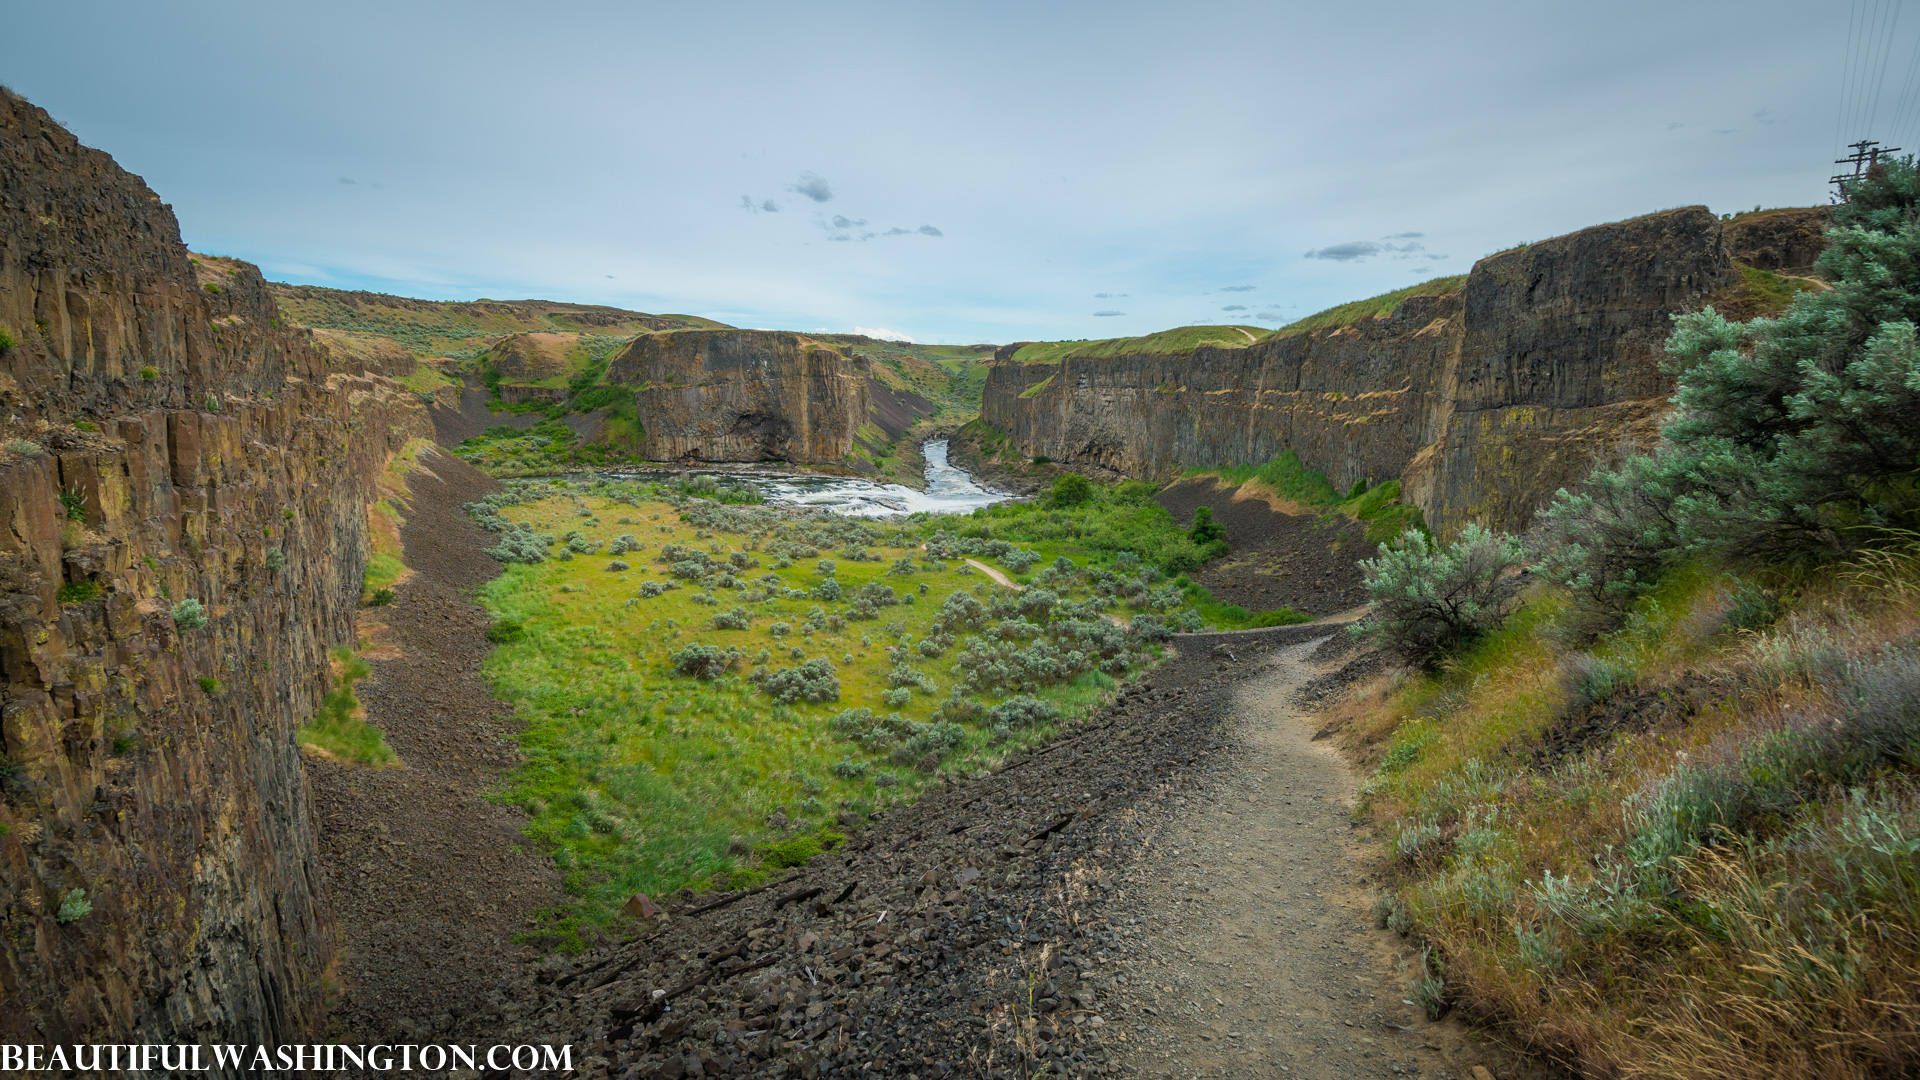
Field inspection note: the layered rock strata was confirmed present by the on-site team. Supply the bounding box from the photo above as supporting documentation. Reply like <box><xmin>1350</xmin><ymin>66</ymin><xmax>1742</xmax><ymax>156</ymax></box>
<box><xmin>982</xmin><ymin>206</ymin><xmax>1830</xmax><ymax>537</ymax></box>
<box><xmin>0</xmin><ymin>88</ymin><xmax>428</xmax><ymax>1047</ymax></box>
<box><xmin>609</xmin><ymin>330</ymin><xmax>870</xmax><ymax>463</ymax></box>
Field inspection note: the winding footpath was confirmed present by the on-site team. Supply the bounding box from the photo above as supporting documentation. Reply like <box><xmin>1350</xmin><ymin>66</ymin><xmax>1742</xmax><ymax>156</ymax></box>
<box><xmin>1094</xmin><ymin>639</ymin><xmax>1534</xmax><ymax>1080</ymax></box>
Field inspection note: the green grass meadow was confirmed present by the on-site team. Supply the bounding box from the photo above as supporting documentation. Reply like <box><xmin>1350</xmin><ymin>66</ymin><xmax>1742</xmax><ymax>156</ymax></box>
<box><xmin>474</xmin><ymin>482</ymin><xmax>1229</xmax><ymax>943</ymax></box>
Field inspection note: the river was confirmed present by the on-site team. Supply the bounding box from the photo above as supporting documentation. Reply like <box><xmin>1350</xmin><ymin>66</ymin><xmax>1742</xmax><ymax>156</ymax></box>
<box><xmin>603</xmin><ymin>439</ymin><xmax>1008</xmax><ymax>517</ymax></box>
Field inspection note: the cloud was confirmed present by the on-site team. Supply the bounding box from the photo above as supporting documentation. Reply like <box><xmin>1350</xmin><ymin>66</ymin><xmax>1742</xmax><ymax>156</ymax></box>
<box><xmin>1218</xmin><ymin>284</ymin><xmax>1255</xmax><ymax>292</ymax></box>
<box><xmin>762</xmin><ymin>198</ymin><xmax>779</xmax><ymax>212</ymax></box>
<box><xmin>1713</xmin><ymin>128</ymin><xmax>1737</xmax><ymax>135</ymax></box>
<box><xmin>1093</xmin><ymin>292</ymin><xmax>1129</xmax><ymax>298</ymax></box>
<box><xmin>739</xmin><ymin>195</ymin><xmax>781</xmax><ymax>213</ymax></box>
<box><xmin>1306</xmin><ymin>241</ymin><xmax>1382</xmax><ymax>261</ymax></box>
<box><xmin>790</xmin><ymin>172</ymin><xmax>833</xmax><ymax>202</ymax></box>
<box><xmin>338</xmin><ymin>176</ymin><xmax>357</xmax><ymax>185</ymax></box>
<box><xmin>854</xmin><ymin>325</ymin><xmax>913</xmax><ymax>342</ymax></box>
<box><xmin>918</xmin><ymin>225</ymin><xmax>943</xmax><ymax>237</ymax></box>
<box><xmin>884</xmin><ymin>227</ymin><xmax>912</xmax><ymax>236</ymax></box>
<box><xmin>1384</xmin><ymin>232</ymin><xmax>1423</xmax><ymax>239</ymax></box>
<box><xmin>1256</xmin><ymin>311</ymin><xmax>1282</xmax><ymax>320</ymax></box>
<box><xmin>1667</xmin><ymin>121</ymin><xmax>1685</xmax><ymax>131</ymax></box>
<box><xmin>1092</xmin><ymin>310</ymin><xmax>1125</xmax><ymax>317</ymax></box>
<box><xmin>831</xmin><ymin>215</ymin><xmax>867</xmax><ymax>229</ymax></box>
<box><xmin>1221</xmin><ymin>304</ymin><xmax>1247</xmax><ymax>311</ymax></box>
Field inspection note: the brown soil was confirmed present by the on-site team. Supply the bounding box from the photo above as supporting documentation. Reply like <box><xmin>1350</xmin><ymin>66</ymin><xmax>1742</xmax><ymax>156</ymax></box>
<box><xmin>1525</xmin><ymin>670</ymin><xmax>1729</xmax><ymax>771</ymax></box>
<box><xmin>306</xmin><ymin>447</ymin><xmax>564</xmax><ymax>1044</ymax></box>
<box><xmin>1155</xmin><ymin>478</ymin><xmax>1370</xmax><ymax>617</ymax></box>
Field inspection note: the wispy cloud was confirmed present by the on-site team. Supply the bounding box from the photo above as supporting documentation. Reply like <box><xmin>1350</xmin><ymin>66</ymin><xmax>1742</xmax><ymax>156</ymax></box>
<box><xmin>1308</xmin><ymin>236</ymin><xmax>1438</xmax><ymax>262</ymax></box>
<box><xmin>818</xmin><ymin>215</ymin><xmax>941</xmax><ymax>243</ymax></box>
<box><xmin>790</xmin><ymin>172</ymin><xmax>833</xmax><ymax>202</ymax></box>
<box><xmin>854</xmin><ymin>325</ymin><xmax>912</xmax><ymax>342</ymax></box>
<box><xmin>1092</xmin><ymin>310</ymin><xmax>1125</xmax><ymax>316</ymax></box>
<box><xmin>1218</xmin><ymin>284</ymin><xmax>1255</xmax><ymax>292</ymax></box>
<box><xmin>1306</xmin><ymin>240</ymin><xmax>1382</xmax><ymax>261</ymax></box>
<box><xmin>1094</xmin><ymin>292</ymin><xmax>1129</xmax><ymax>298</ymax></box>
<box><xmin>1221</xmin><ymin>304</ymin><xmax>1246</xmax><ymax>311</ymax></box>
<box><xmin>739</xmin><ymin>195</ymin><xmax>780</xmax><ymax>212</ymax></box>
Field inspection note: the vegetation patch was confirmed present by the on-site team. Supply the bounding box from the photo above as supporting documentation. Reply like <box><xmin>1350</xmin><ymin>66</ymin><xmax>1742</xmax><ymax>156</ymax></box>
<box><xmin>468</xmin><ymin>473</ymin><xmax>1248</xmax><ymax>942</ymax></box>
<box><xmin>1277</xmin><ymin>275</ymin><xmax>1466</xmax><ymax>337</ymax></box>
<box><xmin>297</xmin><ymin>648</ymin><xmax>399</xmax><ymax>767</ymax></box>
<box><xmin>1344</xmin><ymin>163</ymin><xmax>1920</xmax><ymax>1077</ymax></box>
<box><xmin>1186</xmin><ymin>451</ymin><xmax>1425</xmax><ymax>544</ymax></box>
<box><xmin>1008</xmin><ymin>325</ymin><xmax>1270</xmax><ymax>366</ymax></box>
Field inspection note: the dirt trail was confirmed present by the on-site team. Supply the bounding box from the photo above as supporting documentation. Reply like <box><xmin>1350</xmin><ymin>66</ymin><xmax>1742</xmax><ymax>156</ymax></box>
<box><xmin>1098</xmin><ymin>639</ymin><xmax>1533</xmax><ymax>1080</ymax></box>
<box><xmin>965</xmin><ymin>556</ymin><xmax>1022</xmax><ymax>588</ymax></box>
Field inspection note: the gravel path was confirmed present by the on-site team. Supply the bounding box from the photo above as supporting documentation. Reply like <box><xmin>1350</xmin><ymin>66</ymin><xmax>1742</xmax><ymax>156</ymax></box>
<box><xmin>1096</xmin><ymin>641</ymin><xmax>1550</xmax><ymax>1080</ymax></box>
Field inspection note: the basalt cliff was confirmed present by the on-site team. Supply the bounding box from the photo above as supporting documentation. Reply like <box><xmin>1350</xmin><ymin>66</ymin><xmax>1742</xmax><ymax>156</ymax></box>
<box><xmin>0</xmin><ymin>89</ymin><xmax>428</xmax><ymax>1046</ymax></box>
<box><xmin>608</xmin><ymin>329</ymin><xmax>872</xmax><ymax>464</ymax></box>
<box><xmin>978</xmin><ymin>205</ymin><xmax>1831</xmax><ymax>537</ymax></box>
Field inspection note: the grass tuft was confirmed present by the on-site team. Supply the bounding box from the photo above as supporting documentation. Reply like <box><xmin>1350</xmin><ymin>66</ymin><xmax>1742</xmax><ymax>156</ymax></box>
<box><xmin>297</xmin><ymin>648</ymin><xmax>399</xmax><ymax>767</ymax></box>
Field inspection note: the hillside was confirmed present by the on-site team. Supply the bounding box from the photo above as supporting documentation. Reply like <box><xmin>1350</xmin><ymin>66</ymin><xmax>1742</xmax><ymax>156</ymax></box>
<box><xmin>268</xmin><ymin>283</ymin><xmax>729</xmax><ymax>359</ymax></box>
<box><xmin>268</xmin><ymin>285</ymin><xmax>995</xmax><ymax>482</ymax></box>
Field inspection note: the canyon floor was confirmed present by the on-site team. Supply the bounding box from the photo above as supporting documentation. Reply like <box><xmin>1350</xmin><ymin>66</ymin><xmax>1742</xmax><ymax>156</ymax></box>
<box><xmin>306</xmin><ymin>449</ymin><xmax>563</xmax><ymax>1044</ymax></box>
<box><xmin>318</xmin><ymin>452</ymin><xmax>1555</xmax><ymax>1079</ymax></box>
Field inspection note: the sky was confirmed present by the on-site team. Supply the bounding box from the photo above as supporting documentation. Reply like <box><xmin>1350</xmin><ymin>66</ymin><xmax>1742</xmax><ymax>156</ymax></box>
<box><xmin>2</xmin><ymin>1</ymin><xmax>1909</xmax><ymax>345</ymax></box>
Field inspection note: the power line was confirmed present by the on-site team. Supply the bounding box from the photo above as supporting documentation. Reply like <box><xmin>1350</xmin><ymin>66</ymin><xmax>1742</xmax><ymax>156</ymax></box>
<box><xmin>1886</xmin><ymin>15</ymin><xmax>1920</xmax><ymax>146</ymax></box>
<box><xmin>1838</xmin><ymin>0</ymin><xmax>1862</xmax><ymax>157</ymax></box>
<box><xmin>1853</xmin><ymin>0</ymin><xmax>1888</xmax><ymax>138</ymax></box>
<box><xmin>1866</xmin><ymin>0</ymin><xmax>1904</xmax><ymax>134</ymax></box>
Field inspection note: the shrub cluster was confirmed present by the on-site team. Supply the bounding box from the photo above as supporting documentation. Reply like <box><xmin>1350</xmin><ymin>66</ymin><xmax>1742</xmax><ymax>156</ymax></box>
<box><xmin>670</xmin><ymin>642</ymin><xmax>740</xmax><ymax>680</ymax></box>
<box><xmin>827</xmin><ymin>707</ymin><xmax>965</xmax><ymax>768</ymax></box>
<box><xmin>1356</xmin><ymin>525</ymin><xmax>1526</xmax><ymax>667</ymax></box>
<box><xmin>761</xmin><ymin>658</ymin><xmax>840</xmax><ymax>704</ymax></box>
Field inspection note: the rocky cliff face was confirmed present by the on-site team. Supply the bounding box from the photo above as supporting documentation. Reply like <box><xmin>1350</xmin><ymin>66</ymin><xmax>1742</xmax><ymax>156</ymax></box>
<box><xmin>982</xmin><ymin>205</ymin><xmax>1829</xmax><ymax>537</ymax></box>
<box><xmin>0</xmin><ymin>88</ymin><xmax>428</xmax><ymax>1048</ymax></box>
<box><xmin>609</xmin><ymin>330</ymin><xmax>870</xmax><ymax>464</ymax></box>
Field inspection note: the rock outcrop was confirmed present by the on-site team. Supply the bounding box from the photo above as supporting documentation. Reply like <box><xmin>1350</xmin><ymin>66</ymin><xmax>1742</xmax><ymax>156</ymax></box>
<box><xmin>980</xmin><ymin>205</ymin><xmax>1831</xmax><ymax>537</ymax></box>
<box><xmin>608</xmin><ymin>330</ymin><xmax>870</xmax><ymax>463</ymax></box>
<box><xmin>0</xmin><ymin>88</ymin><xmax>428</xmax><ymax>1048</ymax></box>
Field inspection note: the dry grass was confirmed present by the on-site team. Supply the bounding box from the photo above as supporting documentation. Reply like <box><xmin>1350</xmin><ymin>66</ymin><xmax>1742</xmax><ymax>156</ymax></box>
<box><xmin>1334</xmin><ymin>556</ymin><xmax>1920</xmax><ymax>1077</ymax></box>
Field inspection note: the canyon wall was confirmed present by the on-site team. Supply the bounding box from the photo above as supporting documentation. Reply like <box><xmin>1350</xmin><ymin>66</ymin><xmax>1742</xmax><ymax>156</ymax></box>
<box><xmin>982</xmin><ymin>205</ymin><xmax>1827</xmax><ymax>537</ymax></box>
<box><xmin>0</xmin><ymin>89</ymin><xmax>428</xmax><ymax>1047</ymax></box>
<box><xmin>609</xmin><ymin>330</ymin><xmax>870</xmax><ymax>464</ymax></box>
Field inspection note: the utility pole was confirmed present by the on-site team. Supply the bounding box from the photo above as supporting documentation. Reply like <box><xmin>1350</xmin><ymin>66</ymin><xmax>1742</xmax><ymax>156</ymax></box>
<box><xmin>1832</xmin><ymin>139</ymin><xmax>1902</xmax><ymax>200</ymax></box>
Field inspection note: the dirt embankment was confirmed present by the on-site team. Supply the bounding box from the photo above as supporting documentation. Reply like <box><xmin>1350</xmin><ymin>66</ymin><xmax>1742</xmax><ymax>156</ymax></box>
<box><xmin>306</xmin><ymin>448</ymin><xmax>564</xmax><ymax>1044</ymax></box>
<box><xmin>1155</xmin><ymin>477</ymin><xmax>1370</xmax><ymax>616</ymax></box>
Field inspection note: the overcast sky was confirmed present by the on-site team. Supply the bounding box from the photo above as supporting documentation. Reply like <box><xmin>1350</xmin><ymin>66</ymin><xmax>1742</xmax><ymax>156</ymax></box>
<box><xmin>3</xmin><ymin>1</ymin><xmax>1905</xmax><ymax>344</ymax></box>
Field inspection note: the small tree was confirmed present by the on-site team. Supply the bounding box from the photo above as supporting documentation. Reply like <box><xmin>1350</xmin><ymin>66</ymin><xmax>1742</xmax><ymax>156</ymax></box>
<box><xmin>1358</xmin><ymin>525</ymin><xmax>1526</xmax><ymax>667</ymax></box>
<box><xmin>1050</xmin><ymin>473</ymin><xmax>1093</xmax><ymax>507</ymax></box>
<box><xmin>1189</xmin><ymin>506</ymin><xmax>1226</xmax><ymax>554</ymax></box>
